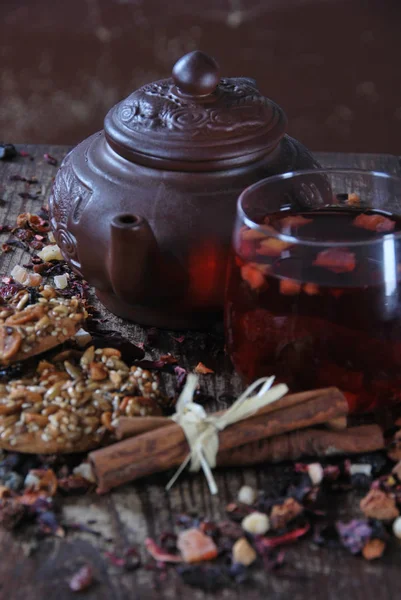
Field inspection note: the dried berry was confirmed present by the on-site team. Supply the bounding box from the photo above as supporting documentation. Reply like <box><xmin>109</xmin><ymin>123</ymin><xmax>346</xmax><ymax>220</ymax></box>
<box><xmin>0</xmin><ymin>144</ymin><xmax>18</xmax><ymax>160</ymax></box>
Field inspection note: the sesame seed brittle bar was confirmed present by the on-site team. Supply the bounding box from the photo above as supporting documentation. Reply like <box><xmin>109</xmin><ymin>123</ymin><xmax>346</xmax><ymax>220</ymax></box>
<box><xmin>0</xmin><ymin>346</ymin><xmax>164</xmax><ymax>453</ymax></box>
<box><xmin>0</xmin><ymin>285</ymin><xmax>87</xmax><ymax>366</ymax></box>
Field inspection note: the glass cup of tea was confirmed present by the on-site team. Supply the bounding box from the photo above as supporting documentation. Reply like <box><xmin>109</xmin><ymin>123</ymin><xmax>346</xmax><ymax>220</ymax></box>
<box><xmin>225</xmin><ymin>169</ymin><xmax>401</xmax><ymax>413</ymax></box>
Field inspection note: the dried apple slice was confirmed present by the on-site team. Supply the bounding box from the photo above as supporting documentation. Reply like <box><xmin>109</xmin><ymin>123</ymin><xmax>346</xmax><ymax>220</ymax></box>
<box><xmin>313</xmin><ymin>248</ymin><xmax>356</xmax><ymax>274</ymax></box>
<box><xmin>241</xmin><ymin>264</ymin><xmax>267</xmax><ymax>290</ymax></box>
<box><xmin>0</xmin><ymin>299</ymin><xmax>87</xmax><ymax>366</ymax></box>
<box><xmin>257</xmin><ymin>237</ymin><xmax>293</xmax><ymax>257</ymax></box>
<box><xmin>279</xmin><ymin>215</ymin><xmax>312</xmax><ymax>230</ymax></box>
<box><xmin>280</xmin><ymin>279</ymin><xmax>301</xmax><ymax>295</ymax></box>
<box><xmin>346</xmin><ymin>193</ymin><xmax>360</xmax><ymax>206</ymax></box>
<box><xmin>353</xmin><ymin>213</ymin><xmax>395</xmax><ymax>232</ymax></box>
<box><xmin>241</xmin><ymin>227</ymin><xmax>269</xmax><ymax>241</ymax></box>
<box><xmin>303</xmin><ymin>282</ymin><xmax>320</xmax><ymax>295</ymax></box>
<box><xmin>177</xmin><ymin>528</ymin><xmax>218</xmax><ymax>563</ymax></box>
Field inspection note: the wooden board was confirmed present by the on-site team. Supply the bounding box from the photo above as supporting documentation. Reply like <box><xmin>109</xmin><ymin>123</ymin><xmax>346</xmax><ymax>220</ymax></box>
<box><xmin>0</xmin><ymin>146</ymin><xmax>400</xmax><ymax>599</ymax></box>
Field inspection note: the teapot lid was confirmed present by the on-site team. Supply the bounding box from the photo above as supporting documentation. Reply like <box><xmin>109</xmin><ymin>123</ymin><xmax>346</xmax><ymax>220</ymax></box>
<box><xmin>104</xmin><ymin>51</ymin><xmax>287</xmax><ymax>169</ymax></box>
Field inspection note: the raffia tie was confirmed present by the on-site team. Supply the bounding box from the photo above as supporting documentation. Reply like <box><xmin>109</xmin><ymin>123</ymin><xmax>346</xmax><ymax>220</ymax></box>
<box><xmin>166</xmin><ymin>375</ymin><xmax>288</xmax><ymax>495</ymax></box>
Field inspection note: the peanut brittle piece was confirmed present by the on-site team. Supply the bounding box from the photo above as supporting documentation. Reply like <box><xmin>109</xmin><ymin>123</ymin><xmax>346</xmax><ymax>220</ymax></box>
<box><xmin>0</xmin><ymin>347</ymin><xmax>165</xmax><ymax>453</ymax></box>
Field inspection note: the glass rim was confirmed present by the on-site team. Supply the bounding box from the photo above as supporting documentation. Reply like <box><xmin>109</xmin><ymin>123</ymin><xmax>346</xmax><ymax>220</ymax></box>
<box><xmin>237</xmin><ymin>168</ymin><xmax>401</xmax><ymax>248</ymax></box>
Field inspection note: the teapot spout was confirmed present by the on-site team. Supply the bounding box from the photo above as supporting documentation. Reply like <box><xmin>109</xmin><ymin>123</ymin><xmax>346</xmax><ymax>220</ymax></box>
<box><xmin>109</xmin><ymin>214</ymin><xmax>161</xmax><ymax>303</ymax></box>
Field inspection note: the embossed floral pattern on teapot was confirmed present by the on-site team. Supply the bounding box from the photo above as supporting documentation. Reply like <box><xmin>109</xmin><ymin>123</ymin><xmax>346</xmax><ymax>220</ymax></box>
<box><xmin>49</xmin><ymin>51</ymin><xmax>319</xmax><ymax>328</ymax></box>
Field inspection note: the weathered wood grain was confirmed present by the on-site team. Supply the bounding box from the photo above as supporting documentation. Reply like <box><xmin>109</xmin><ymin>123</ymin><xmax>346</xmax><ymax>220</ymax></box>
<box><xmin>0</xmin><ymin>147</ymin><xmax>400</xmax><ymax>600</ymax></box>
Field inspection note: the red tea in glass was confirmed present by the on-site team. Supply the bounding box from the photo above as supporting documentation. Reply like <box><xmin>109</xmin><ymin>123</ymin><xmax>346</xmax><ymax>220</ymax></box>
<box><xmin>225</xmin><ymin>169</ymin><xmax>401</xmax><ymax>413</ymax></box>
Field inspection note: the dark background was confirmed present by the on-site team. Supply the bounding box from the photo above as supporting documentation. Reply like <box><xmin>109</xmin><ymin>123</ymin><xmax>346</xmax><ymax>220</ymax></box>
<box><xmin>0</xmin><ymin>0</ymin><xmax>400</xmax><ymax>153</ymax></box>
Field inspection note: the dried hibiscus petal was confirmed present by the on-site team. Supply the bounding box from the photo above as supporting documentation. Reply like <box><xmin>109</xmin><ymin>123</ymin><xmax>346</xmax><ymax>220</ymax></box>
<box><xmin>336</xmin><ymin>519</ymin><xmax>372</xmax><ymax>554</ymax></box>
<box><xmin>313</xmin><ymin>248</ymin><xmax>356</xmax><ymax>273</ymax></box>
<box><xmin>174</xmin><ymin>365</ymin><xmax>188</xmax><ymax>391</ymax></box>
<box><xmin>43</xmin><ymin>153</ymin><xmax>58</xmax><ymax>166</ymax></box>
<box><xmin>145</xmin><ymin>537</ymin><xmax>182</xmax><ymax>563</ymax></box>
<box><xmin>353</xmin><ymin>213</ymin><xmax>395</xmax><ymax>233</ymax></box>
<box><xmin>69</xmin><ymin>564</ymin><xmax>94</xmax><ymax>592</ymax></box>
<box><xmin>170</xmin><ymin>334</ymin><xmax>185</xmax><ymax>343</ymax></box>
<box><xmin>177</xmin><ymin>528</ymin><xmax>218</xmax><ymax>563</ymax></box>
<box><xmin>255</xmin><ymin>523</ymin><xmax>310</xmax><ymax>549</ymax></box>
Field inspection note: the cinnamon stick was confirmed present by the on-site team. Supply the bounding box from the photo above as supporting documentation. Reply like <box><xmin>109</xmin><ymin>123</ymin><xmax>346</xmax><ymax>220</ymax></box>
<box><xmin>115</xmin><ymin>387</ymin><xmax>345</xmax><ymax>440</ymax></box>
<box><xmin>116</xmin><ymin>408</ymin><xmax>348</xmax><ymax>441</ymax></box>
<box><xmin>116</xmin><ymin>416</ymin><xmax>172</xmax><ymax>438</ymax></box>
<box><xmin>217</xmin><ymin>424</ymin><xmax>384</xmax><ymax>466</ymax></box>
<box><xmin>90</xmin><ymin>387</ymin><xmax>348</xmax><ymax>493</ymax></box>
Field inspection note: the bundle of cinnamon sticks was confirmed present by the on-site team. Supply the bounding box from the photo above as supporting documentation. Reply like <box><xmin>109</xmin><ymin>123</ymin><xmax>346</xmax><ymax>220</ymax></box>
<box><xmin>89</xmin><ymin>387</ymin><xmax>384</xmax><ymax>494</ymax></box>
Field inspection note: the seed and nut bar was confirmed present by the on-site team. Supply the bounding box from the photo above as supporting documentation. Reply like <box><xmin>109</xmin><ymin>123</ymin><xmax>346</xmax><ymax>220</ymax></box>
<box><xmin>0</xmin><ymin>286</ymin><xmax>87</xmax><ymax>365</ymax></box>
<box><xmin>0</xmin><ymin>346</ymin><xmax>165</xmax><ymax>453</ymax></box>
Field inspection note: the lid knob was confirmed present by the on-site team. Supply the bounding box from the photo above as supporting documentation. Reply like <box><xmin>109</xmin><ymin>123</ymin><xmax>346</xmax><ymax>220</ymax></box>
<box><xmin>172</xmin><ymin>51</ymin><xmax>220</xmax><ymax>97</ymax></box>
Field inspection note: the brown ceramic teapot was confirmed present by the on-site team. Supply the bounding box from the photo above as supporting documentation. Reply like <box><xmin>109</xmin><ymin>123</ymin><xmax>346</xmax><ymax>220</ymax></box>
<box><xmin>49</xmin><ymin>51</ymin><xmax>319</xmax><ymax>328</ymax></box>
